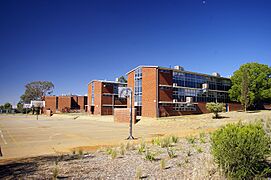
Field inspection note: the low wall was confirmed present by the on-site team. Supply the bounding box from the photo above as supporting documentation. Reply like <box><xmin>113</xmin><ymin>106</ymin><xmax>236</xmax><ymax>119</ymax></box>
<box><xmin>114</xmin><ymin>108</ymin><xmax>136</xmax><ymax>123</ymax></box>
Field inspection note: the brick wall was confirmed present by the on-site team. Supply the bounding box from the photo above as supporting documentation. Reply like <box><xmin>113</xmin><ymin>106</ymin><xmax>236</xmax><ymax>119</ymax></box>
<box><xmin>77</xmin><ymin>96</ymin><xmax>87</xmax><ymax>110</ymax></box>
<box><xmin>58</xmin><ymin>96</ymin><xmax>72</xmax><ymax>112</ymax></box>
<box><xmin>114</xmin><ymin>108</ymin><xmax>136</xmax><ymax>123</ymax></box>
<box><xmin>44</xmin><ymin>96</ymin><xmax>58</xmax><ymax>113</ymax></box>
<box><xmin>158</xmin><ymin>70</ymin><xmax>173</xmax><ymax>85</ymax></box>
<box><xmin>127</xmin><ymin>71</ymin><xmax>135</xmax><ymax>109</ymax></box>
<box><xmin>228</xmin><ymin>103</ymin><xmax>243</xmax><ymax>111</ymax></box>
<box><xmin>94</xmin><ymin>81</ymin><xmax>102</xmax><ymax>115</ymax></box>
<box><xmin>142</xmin><ymin>67</ymin><xmax>158</xmax><ymax>117</ymax></box>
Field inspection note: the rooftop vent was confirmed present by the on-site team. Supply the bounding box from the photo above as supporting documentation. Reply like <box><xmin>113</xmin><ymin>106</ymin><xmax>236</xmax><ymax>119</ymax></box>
<box><xmin>212</xmin><ymin>72</ymin><xmax>221</xmax><ymax>77</ymax></box>
<box><xmin>174</xmin><ymin>65</ymin><xmax>184</xmax><ymax>71</ymax></box>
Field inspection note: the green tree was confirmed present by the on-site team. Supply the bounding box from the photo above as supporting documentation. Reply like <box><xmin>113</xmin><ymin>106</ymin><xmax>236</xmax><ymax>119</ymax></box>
<box><xmin>118</xmin><ymin>76</ymin><xmax>127</xmax><ymax>83</ymax></box>
<box><xmin>206</xmin><ymin>102</ymin><xmax>225</xmax><ymax>119</ymax></box>
<box><xmin>17</xmin><ymin>102</ymin><xmax>24</xmax><ymax>113</ymax></box>
<box><xmin>240</xmin><ymin>68</ymin><xmax>250</xmax><ymax>111</ymax></box>
<box><xmin>3</xmin><ymin>102</ymin><xmax>12</xmax><ymax>110</ymax></box>
<box><xmin>20</xmin><ymin>81</ymin><xmax>54</xmax><ymax>103</ymax></box>
<box><xmin>229</xmin><ymin>62</ymin><xmax>271</xmax><ymax>109</ymax></box>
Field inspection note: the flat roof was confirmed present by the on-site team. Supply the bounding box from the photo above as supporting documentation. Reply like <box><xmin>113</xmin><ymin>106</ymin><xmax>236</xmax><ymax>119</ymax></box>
<box><xmin>126</xmin><ymin>65</ymin><xmax>230</xmax><ymax>80</ymax></box>
<box><xmin>88</xmin><ymin>80</ymin><xmax>127</xmax><ymax>85</ymax></box>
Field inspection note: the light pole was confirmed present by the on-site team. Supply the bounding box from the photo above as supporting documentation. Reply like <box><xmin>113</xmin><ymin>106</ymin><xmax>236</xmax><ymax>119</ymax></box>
<box><xmin>118</xmin><ymin>87</ymin><xmax>134</xmax><ymax>140</ymax></box>
<box><xmin>127</xmin><ymin>89</ymin><xmax>134</xmax><ymax>140</ymax></box>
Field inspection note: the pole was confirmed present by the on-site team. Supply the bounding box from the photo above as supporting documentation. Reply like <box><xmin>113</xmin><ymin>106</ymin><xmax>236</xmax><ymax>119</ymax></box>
<box><xmin>127</xmin><ymin>89</ymin><xmax>134</xmax><ymax>140</ymax></box>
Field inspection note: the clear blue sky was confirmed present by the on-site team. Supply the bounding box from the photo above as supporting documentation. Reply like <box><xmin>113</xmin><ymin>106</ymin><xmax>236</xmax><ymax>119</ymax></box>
<box><xmin>0</xmin><ymin>0</ymin><xmax>271</xmax><ymax>106</ymax></box>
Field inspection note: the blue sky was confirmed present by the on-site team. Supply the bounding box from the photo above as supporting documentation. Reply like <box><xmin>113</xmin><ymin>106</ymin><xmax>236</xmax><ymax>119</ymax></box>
<box><xmin>0</xmin><ymin>0</ymin><xmax>271</xmax><ymax>106</ymax></box>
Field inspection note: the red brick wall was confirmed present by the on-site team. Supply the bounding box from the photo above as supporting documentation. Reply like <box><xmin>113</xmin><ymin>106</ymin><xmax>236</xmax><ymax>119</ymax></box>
<box><xmin>93</xmin><ymin>81</ymin><xmax>102</xmax><ymax>115</ymax></box>
<box><xmin>102</xmin><ymin>95</ymin><xmax>113</xmax><ymax>105</ymax></box>
<box><xmin>158</xmin><ymin>70</ymin><xmax>173</xmax><ymax>85</ymax></box>
<box><xmin>114</xmin><ymin>108</ymin><xmax>136</xmax><ymax>123</ymax></box>
<box><xmin>87</xmin><ymin>83</ymin><xmax>92</xmax><ymax>112</ymax></box>
<box><xmin>101</xmin><ymin>106</ymin><xmax>113</xmax><ymax>115</ymax></box>
<box><xmin>44</xmin><ymin>96</ymin><xmax>58</xmax><ymax>113</ymax></box>
<box><xmin>77</xmin><ymin>96</ymin><xmax>87</xmax><ymax>110</ymax></box>
<box><xmin>58</xmin><ymin>96</ymin><xmax>72</xmax><ymax>112</ymax></box>
<box><xmin>102</xmin><ymin>83</ymin><xmax>114</xmax><ymax>94</ymax></box>
<box><xmin>159</xmin><ymin>88</ymin><xmax>173</xmax><ymax>102</ymax></box>
<box><xmin>142</xmin><ymin>67</ymin><xmax>158</xmax><ymax>117</ymax></box>
<box><xmin>228</xmin><ymin>103</ymin><xmax>243</xmax><ymax>111</ymax></box>
<box><xmin>127</xmin><ymin>71</ymin><xmax>135</xmax><ymax>108</ymax></box>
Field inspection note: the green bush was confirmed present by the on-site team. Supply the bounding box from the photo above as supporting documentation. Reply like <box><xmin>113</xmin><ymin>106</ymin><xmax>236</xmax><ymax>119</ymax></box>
<box><xmin>211</xmin><ymin>122</ymin><xmax>271</xmax><ymax>179</ymax></box>
<box><xmin>206</xmin><ymin>102</ymin><xmax>225</xmax><ymax>118</ymax></box>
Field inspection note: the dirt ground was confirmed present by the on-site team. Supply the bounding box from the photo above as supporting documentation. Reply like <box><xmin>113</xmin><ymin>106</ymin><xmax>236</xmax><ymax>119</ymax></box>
<box><xmin>0</xmin><ymin>110</ymin><xmax>270</xmax><ymax>162</ymax></box>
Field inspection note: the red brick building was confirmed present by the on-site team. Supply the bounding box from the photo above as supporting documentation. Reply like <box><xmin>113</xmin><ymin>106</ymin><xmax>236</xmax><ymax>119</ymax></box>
<box><xmin>44</xmin><ymin>95</ymin><xmax>87</xmax><ymax>113</ymax></box>
<box><xmin>87</xmin><ymin>80</ymin><xmax>127</xmax><ymax>115</ymax></box>
<box><xmin>127</xmin><ymin>65</ymin><xmax>242</xmax><ymax>118</ymax></box>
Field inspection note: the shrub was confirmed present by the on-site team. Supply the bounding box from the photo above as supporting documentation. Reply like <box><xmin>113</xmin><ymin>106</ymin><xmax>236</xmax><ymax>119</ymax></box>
<box><xmin>160</xmin><ymin>159</ymin><xmax>166</xmax><ymax>170</ymax></box>
<box><xmin>167</xmin><ymin>147</ymin><xmax>177</xmax><ymax>158</ymax></box>
<box><xmin>151</xmin><ymin>137</ymin><xmax>161</xmax><ymax>146</ymax></box>
<box><xmin>145</xmin><ymin>150</ymin><xmax>156</xmax><ymax>161</ymax></box>
<box><xmin>206</xmin><ymin>102</ymin><xmax>225</xmax><ymax>119</ymax></box>
<box><xmin>110</xmin><ymin>149</ymin><xmax>117</xmax><ymax>159</ymax></box>
<box><xmin>211</xmin><ymin>122</ymin><xmax>271</xmax><ymax>179</ymax></box>
<box><xmin>160</xmin><ymin>137</ymin><xmax>172</xmax><ymax>148</ymax></box>
<box><xmin>120</xmin><ymin>144</ymin><xmax>125</xmax><ymax>156</ymax></box>
<box><xmin>135</xmin><ymin>167</ymin><xmax>142</xmax><ymax>179</ymax></box>
<box><xmin>138</xmin><ymin>141</ymin><xmax>146</xmax><ymax>154</ymax></box>
<box><xmin>170</xmin><ymin>135</ymin><xmax>179</xmax><ymax>144</ymax></box>
<box><xmin>52</xmin><ymin>165</ymin><xmax>59</xmax><ymax>180</ymax></box>
<box><xmin>186</xmin><ymin>136</ymin><xmax>196</xmax><ymax>144</ymax></box>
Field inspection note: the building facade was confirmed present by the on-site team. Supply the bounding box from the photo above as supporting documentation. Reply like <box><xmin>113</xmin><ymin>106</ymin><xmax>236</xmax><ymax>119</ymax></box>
<box><xmin>127</xmin><ymin>65</ymin><xmax>242</xmax><ymax>118</ymax></box>
<box><xmin>44</xmin><ymin>95</ymin><xmax>87</xmax><ymax>113</ymax></box>
<box><xmin>87</xmin><ymin>80</ymin><xmax>127</xmax><ymax>115</ymax></box>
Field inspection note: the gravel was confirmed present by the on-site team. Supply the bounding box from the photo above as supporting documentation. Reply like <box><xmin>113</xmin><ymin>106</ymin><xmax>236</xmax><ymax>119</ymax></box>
<box><xmin>0</xmin><ymin>135</ymin><xmax>225</xmax><ymax>180</ymax></box>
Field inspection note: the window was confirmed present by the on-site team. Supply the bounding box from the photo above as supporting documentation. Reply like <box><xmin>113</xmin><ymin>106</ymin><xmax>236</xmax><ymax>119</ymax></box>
<box><xmin>134</xmin><ymin>67</ymin><xmax>142</xmax><ymax>106</ymax></box>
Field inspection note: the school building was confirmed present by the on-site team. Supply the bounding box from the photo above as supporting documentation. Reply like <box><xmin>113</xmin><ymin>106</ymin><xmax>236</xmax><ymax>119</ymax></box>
<box><xmin>126</xmin><ymin>65</ymin><xmax>242</xmax><ymax>118</ymax></box>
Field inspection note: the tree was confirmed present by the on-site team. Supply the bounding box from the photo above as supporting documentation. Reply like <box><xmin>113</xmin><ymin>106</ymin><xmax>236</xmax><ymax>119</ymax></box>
<box><xmin>118</xmin><ymin>76</ymin><xmax>127</xmax><ymax>83</ymax></box>
<box><xmin>229</xmin><ymin>62</ymin><xmax>271</xmax><ymax>109</ymax></box>
<box><xmin>20</xmin><ymin>81</ymin><xmax>54</xmax><ymax>103</ymax></box>
<box><xmin>206</xmin><ymin>102</ymin><xmax>225</xmax><ymax>119</ymax></box>
<box><xmin>240</xmin><ymin>68</ymin><xmax>250</xmax><ymax>111</ymax></box>
<box><xmin>17</xmin><ymin>102</ymin><xmax>24</xmax><ymax>113</ymax></box>
<box><xmin>3</xmin><ymin>102</ymin><xmax>12</xmax><ymax>110</ymax></box>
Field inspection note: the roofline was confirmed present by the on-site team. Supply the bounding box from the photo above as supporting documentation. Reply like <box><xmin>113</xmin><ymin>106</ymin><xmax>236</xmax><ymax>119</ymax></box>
<box><xmin>126</xmin><ymin>65</ymin><xmax>158</xmax><ymax>75</ymax></box>
<box><xmin>88</xmin><ymin>80</ymin><xmax>127</xmax><ymax>85</ymax></box>
<box><xmin>158</xmin><ymin>67</ymin><xmax>230</xmax><ymax>80</ymax></box>
<box><xmin>126</xmin><ymin>65</ymin><xmax>230</xmax><ymax>80</ymax></box>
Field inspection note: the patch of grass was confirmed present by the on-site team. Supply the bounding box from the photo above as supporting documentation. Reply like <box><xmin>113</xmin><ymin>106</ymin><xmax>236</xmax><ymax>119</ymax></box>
<box><xmin>52</xmin><ymin>165</ymin><xmax>59</xmax><ymax>180</ymax></box>
<box><xmin>106</xmin><ymin>147</ymin><xmax>113</xmax><ymax>155</ymax></box>
<box><xmin>71</xmin><ymin>149</ymin><xmax>76</xmax><ymax>155</ymax></box>
<box><xmin>160</xmin><ymin>159</ymin><xmax>166</xmax><ymax>170</ymax></box>
<box><xmin>78</xmin><ymin>148</ymin><xmax>83</xmax><ymax>156</ymax></box>
<box><xmin>151</xmin><ymin>137</ymin><xmax>161</xmax><ymax>146</ymax></box>
<box><xmin>187</xmin><ymin>150</ymin><xmax>192</xmax><ymax>157</ymax></box>
<box><xmin>135</xmin><ymin>167</ymin><xmax>142</xmax><ymax>179</ymax></box>
<box><xmin>138</xmin><ymin>141</ymin><xmax>146</xmax><ymax>154</ymax></box>
<box><xmin>199</xmin><ymin>132</ymin><xmax>206</xmax><ymax>143</ymax></box>
<box><xmin>196</xmin><ymin>147</ymin><xmax>203</xmax><ymax>153</ymax></box>
<box><xmin>170</xmin><ymin>135</ymin><xmax>179</xmax><ymax>144</ymax></box>
<box><xmin>160</xmin><ymin>137</ymin><xmax>172</xmax><ymax>148</ymax></box>
<box><xmin>167</xmin><ymin>147</ymin><xmax>177</xmax><ymax>158</ymax></box>
<box><xmin>110</xmin><ymin>148</ymin><xmax>117</xmax><ymax>159</ymax></box>
<box><xmin>120</xmin><ymin>144</ymin><xmax>126</xmax><ymax>156</ymax></box>
<box><xmin>145</xmin><ymin>150</ymin><xmax>156</xmax><ymax>162</ymax></box>
<box><xmin>186</xmin><ymin>136</ymin><xmax>196</xmax><ymax>144</ymax></box>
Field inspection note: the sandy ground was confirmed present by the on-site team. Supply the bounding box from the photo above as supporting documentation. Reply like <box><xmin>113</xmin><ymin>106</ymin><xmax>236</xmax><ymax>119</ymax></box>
<box><xmin>0</xmin><ymin>111</ymin><xmax>270</xmax><ymax>161</ymax></box>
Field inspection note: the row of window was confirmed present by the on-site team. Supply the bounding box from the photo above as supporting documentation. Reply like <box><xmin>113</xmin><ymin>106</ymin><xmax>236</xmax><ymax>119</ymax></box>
<box><xmin>160</xmin><ymin>103</ymin><xmax>197</xmax><ymax>111</ymax></box>
<box><xmin>134</xmin><ymin>67</ymin><xmax>143</xmax><ymax>106</ymax></box>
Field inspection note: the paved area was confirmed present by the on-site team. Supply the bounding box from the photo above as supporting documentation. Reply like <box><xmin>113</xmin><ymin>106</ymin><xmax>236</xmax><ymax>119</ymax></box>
<box><xmin>0</xmin><ymin>111</ymin><xmax>270</xmax><ymax>161</ymax></box>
